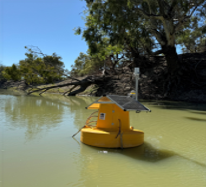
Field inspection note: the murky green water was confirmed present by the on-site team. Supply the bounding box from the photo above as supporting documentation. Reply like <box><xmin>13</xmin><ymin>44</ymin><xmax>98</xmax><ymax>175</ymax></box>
<box><xmin>0</xmin><ymin>89</ymin><xmax>206</xmax><ymax>187</ymax></box>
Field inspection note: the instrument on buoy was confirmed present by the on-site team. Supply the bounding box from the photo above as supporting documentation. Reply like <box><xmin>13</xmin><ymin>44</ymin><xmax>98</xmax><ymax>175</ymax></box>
<box><xmin>72</xmin><ymin>68</ymin><xmax>151</xmax><ymax>148</ymax></box>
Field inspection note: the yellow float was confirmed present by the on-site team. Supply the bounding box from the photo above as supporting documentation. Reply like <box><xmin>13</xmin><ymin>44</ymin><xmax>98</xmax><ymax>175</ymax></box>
<box><xmin>72</xmin><ymin>68</ymin><xmax>151</xmax><ymax>148</ymax></box>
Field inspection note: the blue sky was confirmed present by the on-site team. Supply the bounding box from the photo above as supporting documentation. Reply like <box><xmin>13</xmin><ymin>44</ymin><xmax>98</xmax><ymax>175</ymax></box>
<box><xmin>0</xmin><ymin>0</ymin><xmax>88</xmax><ymax>70</ymax></box>
<box><xmin>0</xmin><ymin>0</ymin><xmax>182</xmax><ymax>71</ymax></box>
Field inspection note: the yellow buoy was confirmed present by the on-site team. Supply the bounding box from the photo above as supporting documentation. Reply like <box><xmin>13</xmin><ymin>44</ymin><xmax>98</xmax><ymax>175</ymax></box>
<box><xmin>77</xmin><ymin>95</ymin><xmax>150</xmax><ymax>148</ymax></box>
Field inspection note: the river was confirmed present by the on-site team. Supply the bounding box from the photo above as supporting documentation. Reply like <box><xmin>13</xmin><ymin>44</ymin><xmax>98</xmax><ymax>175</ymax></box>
<box><xmin>0</xmin><ymin>89</ymin><xmax>206</xmax><ymax>187</ymax></box>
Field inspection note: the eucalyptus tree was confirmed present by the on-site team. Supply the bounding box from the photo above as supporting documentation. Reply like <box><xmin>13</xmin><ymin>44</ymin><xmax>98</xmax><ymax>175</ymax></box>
<box><xmin>24</xmin><ymin>46</ymin><xmax>66</xmax><ymax>79</ymax></box>
<box><xmin>87</xmin><ymin>38</ymin><xmax>126</xmax><ymax>74</ymax></box>
<box><xmin>71</xmin><ymin>37</ymin><xmax>127</xmax><ymax>76</ymax></box>
<box><xmin>76</xmin><ymin>0</ymin><xmax>154</xmax><ymax>67</ymax></box>
<box><xmin>2</xmin><ymin>47</ymin><xmax>66</xmax><ymax>84</ymax></box>
<box><xmin>176</xmin><ymin>16</ymin><xmax>206</xmax><ymax>53</ymax></box>
<box><xmin>70</xmin><ymin>52</ymin><xmax>98</xmax><ymax>76</ymax></box>
<box><xmin>78</xmin><ymin>0</ymin><xmax>206</xmax><ymax>75</ymax></box>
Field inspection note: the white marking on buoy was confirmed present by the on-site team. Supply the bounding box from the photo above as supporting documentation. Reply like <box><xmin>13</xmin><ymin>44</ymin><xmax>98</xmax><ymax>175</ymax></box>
<box><xmin>99</xmin><ymin>113</ymin><xmax>106</xmax><ymax>120</ymax></box>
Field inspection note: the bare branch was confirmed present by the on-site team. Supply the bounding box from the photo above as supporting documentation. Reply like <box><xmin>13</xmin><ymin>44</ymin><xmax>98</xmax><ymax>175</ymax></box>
<box><xmin>63</xmin><ymin>85</ymin><xmax>77</xmax><ymax>96</ymax></box>
<box><xmin>148</xmin><ymin>49</ymin><xmax>164</xmax><ymax>56</ymax></box>
<box><xmin>186</xmin><ymin>5</ymin><xmax>198</xmax><ymax>18</ymax></box>
<box><xmin>175</xmin><ymin>2</ymin><xmax>204</xmax><ymax>32</ymax></box>
<box><xmin>26</xmin><ymin>75</ymin><xmax>106</xmax><ymax>95</ymax></box>
<box><xmin>27</xmin><ymin>81</ymin><xmax>84</xmax><ymax>95</ymax></box>
<box><xmin>133</xmin><ymin>7</ymin><xmax>163</xmax><ymax>20</ymax></box>
<box><xmin>39</xmin><ymin>89</ymin><xmax>48</xmax><ymax>96</ymax></box>
<box><xmin>149</xmin><ymin>29</ymin><xmax>166</xmax><ymax>46</ymax></box>
<box><xmin>62</xmin><ymin>74</ymin><xmax>80</xmax><ymax>82</ymax></box>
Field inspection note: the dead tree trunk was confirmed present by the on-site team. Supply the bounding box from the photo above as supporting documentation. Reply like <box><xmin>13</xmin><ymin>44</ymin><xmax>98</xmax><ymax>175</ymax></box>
<box><xmin>27</xmin><ymin>75</ymin><xmax>110</xmax><ymax>96</ymax></box>
<box><xmin>163</xmin><ymin>45</ymin><xmax>180</xmax><ymax>74</ymax></box>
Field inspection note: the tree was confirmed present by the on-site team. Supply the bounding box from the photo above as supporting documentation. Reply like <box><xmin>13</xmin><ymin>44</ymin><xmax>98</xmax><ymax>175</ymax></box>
<box><xmin>76</xmin><ymin>0</ymin><xmax>154</xmax><ymax>67</ymax></box>
<box><xmin>26</xmin><ymin>75</ymin><xmax>110</xmax><ymax>96</ymax></box>
<box><xmin>23</xmin><ymin>46</ymin><xmax>66</xmax><ymax>83</ymax></box>
<box><xmin>70</xmin><ymin>52</ymin><xmax>103</xmax><ymax>76</ymax></box>
<box><xmin>2</xmin><ymin>64</ymin><xmax>21</xmax><ymax>81</ymax></box>
<box><xmin>88</xmin><ymin>38</ymin><xmax>126</xmax><ymax>74</ymax></box>
<box><xmin>78</xmin><ymin>0</ymin><xmax>206</xmax><ymax>74</ymax></box>
<box><xmin>0</xmin><ymin>64</ymin><xmax>6</xmax><ymax>81</ymax></box>
<box><xmin>2</xmin><ymin>47</ymin><xmax>66</xmax><ymax>84</ymax></box>
<box><xmin>176</xmin><ymin>17</ymin><xmax>206</xmax><ymax>53</ymax></box>
<box><xmin>71</xmin><ymin>37</ymin><xmax>125</xmax><ymax>76</ymax></box>
<box><xmin>19</xmin><ymin>53</ymin><xmax>64</xmax><ymax>84</ymax></box>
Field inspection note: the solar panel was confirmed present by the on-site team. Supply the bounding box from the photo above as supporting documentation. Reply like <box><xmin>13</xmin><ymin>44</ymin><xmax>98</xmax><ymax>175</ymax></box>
<box><xmin>107</xmin><ymin>95</ymin><xmax>150</xmax><ymax>112</ymax></box>
<box><xmin>85</xmin><ymin>95</ymin><xmax>151</xmax><ymax>112</ymax></box>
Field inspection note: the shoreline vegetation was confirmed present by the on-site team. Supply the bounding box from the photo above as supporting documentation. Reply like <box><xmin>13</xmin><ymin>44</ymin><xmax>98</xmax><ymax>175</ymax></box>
<box><xmin>1</xmin><ymin>52</ymin><xmax>206</xmax><ymax>103</ymax></box>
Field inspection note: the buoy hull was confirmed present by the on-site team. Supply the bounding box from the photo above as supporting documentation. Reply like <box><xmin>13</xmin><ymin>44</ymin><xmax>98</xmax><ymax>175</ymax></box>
<box><xmin>80</xmin><ymin>128</ymin><xmax>144</xmax><ymax>148</ymax></box>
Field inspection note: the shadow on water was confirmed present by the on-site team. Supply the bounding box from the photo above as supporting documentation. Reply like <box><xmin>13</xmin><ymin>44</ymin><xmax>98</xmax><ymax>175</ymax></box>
<box><xmin>185</xmin><ymin>117</ymin><xmax>206</xmax><ymax>122</ymax></box>
<box><xmin>145</xmin><ymin>100</ymin><xmax>206</xmax><ymax>112</ymax></box>
<box><xmin>79</xmin><ymin>142</ymin><xmax>175</xmax><ymax>163</ymax></box>
<box><xmin>74</xmin><ymin>138</ymin><xmax>206</xmax><ymax>168</ymax></box>
<box><xmin>189</xmin><ymin>111</ymin><xmax>206</xmax><ymax>115</ymax></box>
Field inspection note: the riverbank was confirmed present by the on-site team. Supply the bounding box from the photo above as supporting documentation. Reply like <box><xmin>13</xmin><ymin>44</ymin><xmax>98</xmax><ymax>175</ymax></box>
<box><xmin>1</xmin><ymin>52</ymin><xmax>206</xmax><ymax>103</ymax></box>
<box><xmin>0</xmin><ymin>79</ymin><xmax>28</xmax><ymax>90</ymax></box>
<box><xmin>1</xmin><ymin>76</ymin><xmax>206</xmax><ymax>103</ymax></box>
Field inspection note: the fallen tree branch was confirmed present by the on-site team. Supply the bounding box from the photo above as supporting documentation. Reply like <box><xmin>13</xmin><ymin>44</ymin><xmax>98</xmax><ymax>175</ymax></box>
<box><xmin>39</xmin><ymin>88</ymin><xmax>48</xmax><ymax>96</ymax></box>
<box><xmin>68</xmin><ymin>83</ymin><xmax>91</xmax><ymax>96</ymax></box>
<box><xmin>63</xmin><ymin>85</ymin><xmax>77</xmax><ymax>96</ymax></box>
<box><xmin>27</xmin><ymin>75</ymin><xmax>109</xmax><ymax>96</ymax></box>
<box><xmin>27</xmin><ymin>81</ymin><xmax>87</xmax><ymax>95</ymax></box>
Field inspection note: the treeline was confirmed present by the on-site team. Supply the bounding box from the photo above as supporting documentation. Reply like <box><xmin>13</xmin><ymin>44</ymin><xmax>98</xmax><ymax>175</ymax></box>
<box><xmin>0</xmin><ymin>47</ymin><xmax>67</xmax><ymax>84</ymax></box>
<box><xmin>1</xmin><ymin>0</ymin><xmax>206</xmax><ymax>88</ymax></box>
<box><xmin>0</xmin><ymin>64</ymin><xmax>6</xmax><ymax>81</ymax></box>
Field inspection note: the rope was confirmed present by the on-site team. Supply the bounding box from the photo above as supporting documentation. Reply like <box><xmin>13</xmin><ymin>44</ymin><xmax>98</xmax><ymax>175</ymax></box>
<box><xmin>115</xmin><ymin>119</ymin><xmax>123</xmax><ymax>149</ymax></box>
<box><xmin>72</xmin><ymin>126</ymin><xmax>84</xmax><ymax>138</ymax></box>
<box><xmin>72</xmin><ymin>111</ymin><xmax>98</xmax><ymax>138</ymax></box>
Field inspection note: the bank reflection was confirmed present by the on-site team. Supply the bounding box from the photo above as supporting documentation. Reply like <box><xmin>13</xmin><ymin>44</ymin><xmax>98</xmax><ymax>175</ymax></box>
<box><xmin>40</xmin><ymin>94</ymin><xmax>97</xmax><ymax>129</ymax></box>
<box><xmin>4</xmin><ymin>95</ymin><xmax>64</xmax><ymax>140</ymax></box>
<box><xmin>65</xmin><ymin>96</ymin><xmax>97</xmax><ymax>129</ymax></box>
